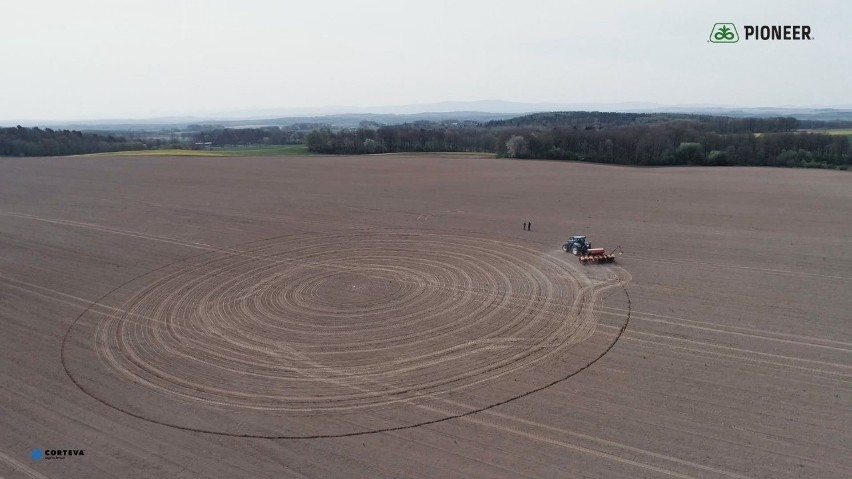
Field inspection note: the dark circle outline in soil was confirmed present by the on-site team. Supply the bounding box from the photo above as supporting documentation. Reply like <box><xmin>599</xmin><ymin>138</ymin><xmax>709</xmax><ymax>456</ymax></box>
<box><xmin>61</xmin><ymin>231</ymin><xmax>631</xmax><ymax>439</ymax></box>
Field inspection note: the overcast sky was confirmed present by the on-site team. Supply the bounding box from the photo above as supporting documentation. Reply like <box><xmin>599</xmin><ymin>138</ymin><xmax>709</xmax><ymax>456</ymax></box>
<box><xmin>1</xmin><ymin>0</ymin><xmax>850</xmax><ymax>122</ymax></box>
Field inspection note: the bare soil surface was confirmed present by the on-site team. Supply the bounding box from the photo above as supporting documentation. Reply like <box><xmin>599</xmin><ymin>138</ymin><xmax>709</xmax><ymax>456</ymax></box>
<box><xmin>0</xmin><ymin>154</ymin><xmax>849</xmax><ymax>478</ymax></box>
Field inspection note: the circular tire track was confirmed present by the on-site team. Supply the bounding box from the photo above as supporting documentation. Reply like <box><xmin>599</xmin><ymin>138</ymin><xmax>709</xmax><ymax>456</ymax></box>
<box><xmin>63</xmin><ymin>231</ymin><xmax>631</xmax><ymax>438</ymax></box>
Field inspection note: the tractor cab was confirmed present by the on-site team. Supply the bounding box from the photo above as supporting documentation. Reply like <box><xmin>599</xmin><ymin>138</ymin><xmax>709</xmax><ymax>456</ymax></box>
<box><xmin>562</xmin><ymin>236</ymin><xmax>591</xmax><ymax>255</ymax></box>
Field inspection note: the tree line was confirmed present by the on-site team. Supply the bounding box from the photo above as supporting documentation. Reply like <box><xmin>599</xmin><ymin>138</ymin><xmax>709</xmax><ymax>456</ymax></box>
<box><xmin>0</xmin><ymin>126</ymin><xmax>145</xmax><ymax>157</ymax></box>
<box><xmin>485</xmin><ymin>111</ymin><xmax>801</xmax><ymax>133</ymax></box>
<box><xmin>4</xmin><ymin>113</ymin><xmax>849</xmax><ymax>169</ymax></box>
<box><xmin>306</xmin><ymin>124</ymin><xmax>497</xmax><ymax>154</ymax></box>
<box><xmin>305</xmin><ymin>113</ymin><xmax>850</xmax><ymax>169</ymax></box>
<box><xmin>192</xmin><ymin>126</ymin><xmax>310</xmax><ymax>147</ymax></box>
<box><xmin>0</xmin><ymin>125</ymin><xmax>313</xmax><ymax>157</ymax></box>
<box><xmin>495</xmin><ymin>122</ymin><xmax>848</xmax><ymax>168</ymax></box>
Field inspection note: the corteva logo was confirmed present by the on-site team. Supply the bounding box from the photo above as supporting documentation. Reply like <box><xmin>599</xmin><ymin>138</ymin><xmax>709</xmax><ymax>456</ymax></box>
<box><xmin>709</xmin><ymin>23</ymin><xmax>813</xmax><ymax>43</ymax></box>
<box><xmin>31</xmin><ymin>448</ymin><xmax>85</xmax><ymax>461</ymax></box>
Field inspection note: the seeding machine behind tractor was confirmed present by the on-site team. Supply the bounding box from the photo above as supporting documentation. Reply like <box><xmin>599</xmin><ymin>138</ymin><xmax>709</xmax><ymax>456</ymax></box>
<box><xmin>562</xmin><ymin>236</ymin><xmax>622</xmax><ymax>264</ymax></box>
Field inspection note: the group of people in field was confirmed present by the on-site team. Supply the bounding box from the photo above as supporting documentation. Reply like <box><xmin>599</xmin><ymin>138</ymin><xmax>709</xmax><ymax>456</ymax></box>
<box><xmin>523</xmin><ymin>221</ymin><xmax>532</xmax><ymax>231</ymax></box>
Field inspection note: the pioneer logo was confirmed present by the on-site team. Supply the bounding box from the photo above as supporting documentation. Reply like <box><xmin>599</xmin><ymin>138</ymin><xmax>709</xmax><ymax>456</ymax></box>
<box><xmin>709</xmin><ymin>23</ymin><xmax>813</xmax><ymax>43</ymax></box>
<box><xmin>709</xmin><ymin>23</ymin><xmax>739</xmax><ymax>43</ymax></box>
<box><xmin>744</xmin><ymin>25</ymin><xmax>812</xmax><ymax>40</ymax></box>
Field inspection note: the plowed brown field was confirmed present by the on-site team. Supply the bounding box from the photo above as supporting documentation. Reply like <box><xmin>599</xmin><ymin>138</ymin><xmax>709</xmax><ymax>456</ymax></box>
<box><xmin>0</xmin><ymin>154</ymin><xmax>849</xmax><ymax>478</ymax></box>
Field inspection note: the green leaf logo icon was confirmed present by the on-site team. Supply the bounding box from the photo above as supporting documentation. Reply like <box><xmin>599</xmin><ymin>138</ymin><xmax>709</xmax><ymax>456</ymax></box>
<box><xmin>709</xmin><ymin>23</ymin><xmax>739</xmax><ymax>43</ymax></box>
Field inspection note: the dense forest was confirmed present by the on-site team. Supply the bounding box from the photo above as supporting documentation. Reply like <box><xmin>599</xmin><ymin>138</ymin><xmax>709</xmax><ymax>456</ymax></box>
<box><xmin>306</xmin><ymin>112</ymin><xmax>850</xmax><ymax>169</ymax></box>
<box><xmin>493</xmin><ymin>123</ymin><xmax>848</xmax><ymax>167</ymax></box>
<box><xmin>306</xmin><ymin>124</ymin><xmax>498</xmax><ymax>154</ymax></box>
<box><xmin>0</xmin><ymin>126</ymin><xmax>145</xmax><ymax>156</ymax></box>
<box><xmin>191</xmin><ymin>126</ymin><xmax>308</xmax><ymax>147</ymax></box>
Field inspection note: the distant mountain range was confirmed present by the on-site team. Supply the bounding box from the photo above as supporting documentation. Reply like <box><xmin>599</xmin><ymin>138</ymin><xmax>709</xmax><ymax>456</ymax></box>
<box><xmin>5</xmin><ymin>100</ymin><xmax>852</xmax><ymax>130</ymax></box>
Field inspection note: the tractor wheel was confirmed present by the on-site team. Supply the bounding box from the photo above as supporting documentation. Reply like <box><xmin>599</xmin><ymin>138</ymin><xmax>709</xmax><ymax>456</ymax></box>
<box><xmin>571</xmin><ymin>246</ymin><xmax>579</xmax><ymax>255</ymax></box>
<box><xmin>562</xmin><ymin>245</ymin><xmax>569</xmax><ymax>252</ymax></box>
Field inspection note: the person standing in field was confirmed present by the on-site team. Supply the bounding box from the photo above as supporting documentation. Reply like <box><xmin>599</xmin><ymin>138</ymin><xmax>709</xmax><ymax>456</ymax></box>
<box><xmin>523</xmin><ymin>222</ymin><xmax>527</xmax><ymax>231</ymax></box>
<box><xmin>528</xmin><ymin>221</ymin><xmax>532</xmax><ymax>231</ymax></box>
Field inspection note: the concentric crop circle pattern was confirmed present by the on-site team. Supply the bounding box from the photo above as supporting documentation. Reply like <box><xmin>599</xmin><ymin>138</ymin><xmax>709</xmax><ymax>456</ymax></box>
<box><xmin>65</xmin><ymin>232</ymin><xmax>630</xmax><ymax>437</ymax></box>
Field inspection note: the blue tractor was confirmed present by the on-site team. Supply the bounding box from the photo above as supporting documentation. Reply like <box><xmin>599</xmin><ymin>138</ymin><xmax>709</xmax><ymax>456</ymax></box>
<box><xmin>562</xmin><ymin>236</ymin><xmax>592</xmax><ymax>256</ymax></box>
<box><xmin>563</xmin><ymin>236</ymin><xmax>620</xmax><ymax>264</ymax></box>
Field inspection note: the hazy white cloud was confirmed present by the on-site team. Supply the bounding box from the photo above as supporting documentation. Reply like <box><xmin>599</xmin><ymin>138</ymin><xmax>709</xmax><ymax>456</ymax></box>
<box><xmin>1</xmin><ymin>0</ymin><xmax>849</xmax><ymax>121</ymax></box>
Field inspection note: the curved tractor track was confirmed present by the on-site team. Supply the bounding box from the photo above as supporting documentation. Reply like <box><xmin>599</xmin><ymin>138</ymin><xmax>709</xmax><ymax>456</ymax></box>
<box><xmin>63</xmin><ymin>231</ymin><xmax>631</xmax><ymax>438</ymax></box>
